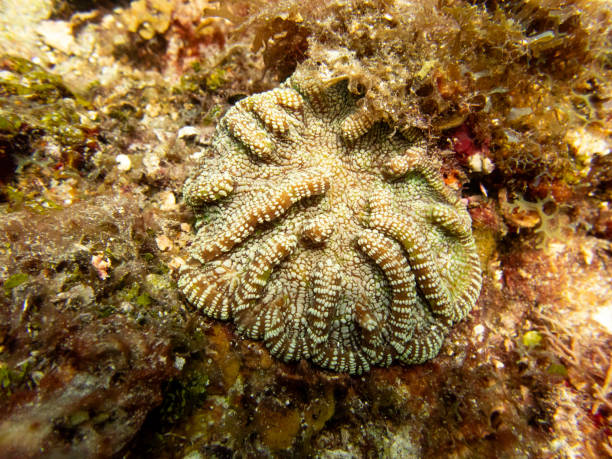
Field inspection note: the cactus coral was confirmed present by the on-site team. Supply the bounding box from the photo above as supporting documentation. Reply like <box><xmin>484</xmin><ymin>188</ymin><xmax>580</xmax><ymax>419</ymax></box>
<box><xmin>179</xmin><ymin>65</ymin><xmax>482</xmax><ymax>374</ymax></box>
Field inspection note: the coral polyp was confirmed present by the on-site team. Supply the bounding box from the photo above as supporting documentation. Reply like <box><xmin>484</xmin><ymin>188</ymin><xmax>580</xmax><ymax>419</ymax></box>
<box><xmin>179</xmin><ymin>65</ymin><xmax>482</xmax><ymax>374</ymax></box>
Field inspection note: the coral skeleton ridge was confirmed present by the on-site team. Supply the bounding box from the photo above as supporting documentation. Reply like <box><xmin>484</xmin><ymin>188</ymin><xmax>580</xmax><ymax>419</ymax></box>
<box><xmin>179</xmin><ymin>66</ymin><xmax>482</xmax><ymax>374</ymax></box>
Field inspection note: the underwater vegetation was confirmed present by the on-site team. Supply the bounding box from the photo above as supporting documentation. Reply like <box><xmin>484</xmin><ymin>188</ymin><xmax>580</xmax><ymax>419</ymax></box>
<box><xmin>0</xmin><ymin>55</ymin><xmax>99</xmax><ymax>194</ymax></box>
<box><xmin>238</xmin><ymin>0</ymin><xmax>611</xmax><ymax>240</ymax></box>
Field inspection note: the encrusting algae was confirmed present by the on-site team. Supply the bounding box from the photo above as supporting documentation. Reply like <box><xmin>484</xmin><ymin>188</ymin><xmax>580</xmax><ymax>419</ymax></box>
<box><xmin>179</xmin><ymin>64</ymin><xmax>482</xmax><ymax>374</ymax></box>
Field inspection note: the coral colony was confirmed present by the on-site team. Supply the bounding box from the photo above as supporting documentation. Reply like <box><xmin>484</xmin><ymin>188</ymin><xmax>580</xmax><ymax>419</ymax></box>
<box><xmin>179</xmin><ymin>65</ymin><xmax>482</xmax><ymax>374</ymax></box>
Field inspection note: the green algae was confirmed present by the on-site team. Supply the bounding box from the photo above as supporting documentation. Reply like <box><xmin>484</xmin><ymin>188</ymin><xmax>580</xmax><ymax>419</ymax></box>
<box><xmin>3</xmin><ymin>185</ymin><xmax>62</xmax><ymax>214</ymax></box>
<box><xmin>3</xmin><ymin>272</ymin><xmax>29</xmax><ymax>294</ymax></box>
<box><xmin>522</xmin><ymin>330</ymin><xmax>543</xmax><ymax>348</ymax></box>
<box><xmin>0</xmin><ymin>113</ymin><xmax>22</xmax><ymax>135</ymax></box>
<box><xmin>205</xmin><ymin>68</ymin><xmax>227</xmax><ymax>91</ymax></box>
<box><xmin>0</xmin><ymin>55</ymin><xmax>74</xmax><ymax>103</ymax></box>
<box><xmin>0</xmin><ymin>361</ymin><xmax>30</xmax><ymax>395</ymax></box>
<box><xmin>0</xmin><ymin>55</ymin><xmax>99</xmax><ymax>194</ymax></box>
<box><xmin>136</xmin><ymin>293</ymin><xmax>152</xmax><ymax>307</ymax></box>
<box><xmin>547</xmin><ymin>363</ymin><xmax>568</xmax><ymax>377</ymax></box>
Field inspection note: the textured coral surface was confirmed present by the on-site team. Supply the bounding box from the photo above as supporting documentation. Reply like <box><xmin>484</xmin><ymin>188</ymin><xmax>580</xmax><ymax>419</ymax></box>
<box><xmin>179</xmin><ymin>65</ymin><xmax>481</xmax><ymax>374</ymax></box>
